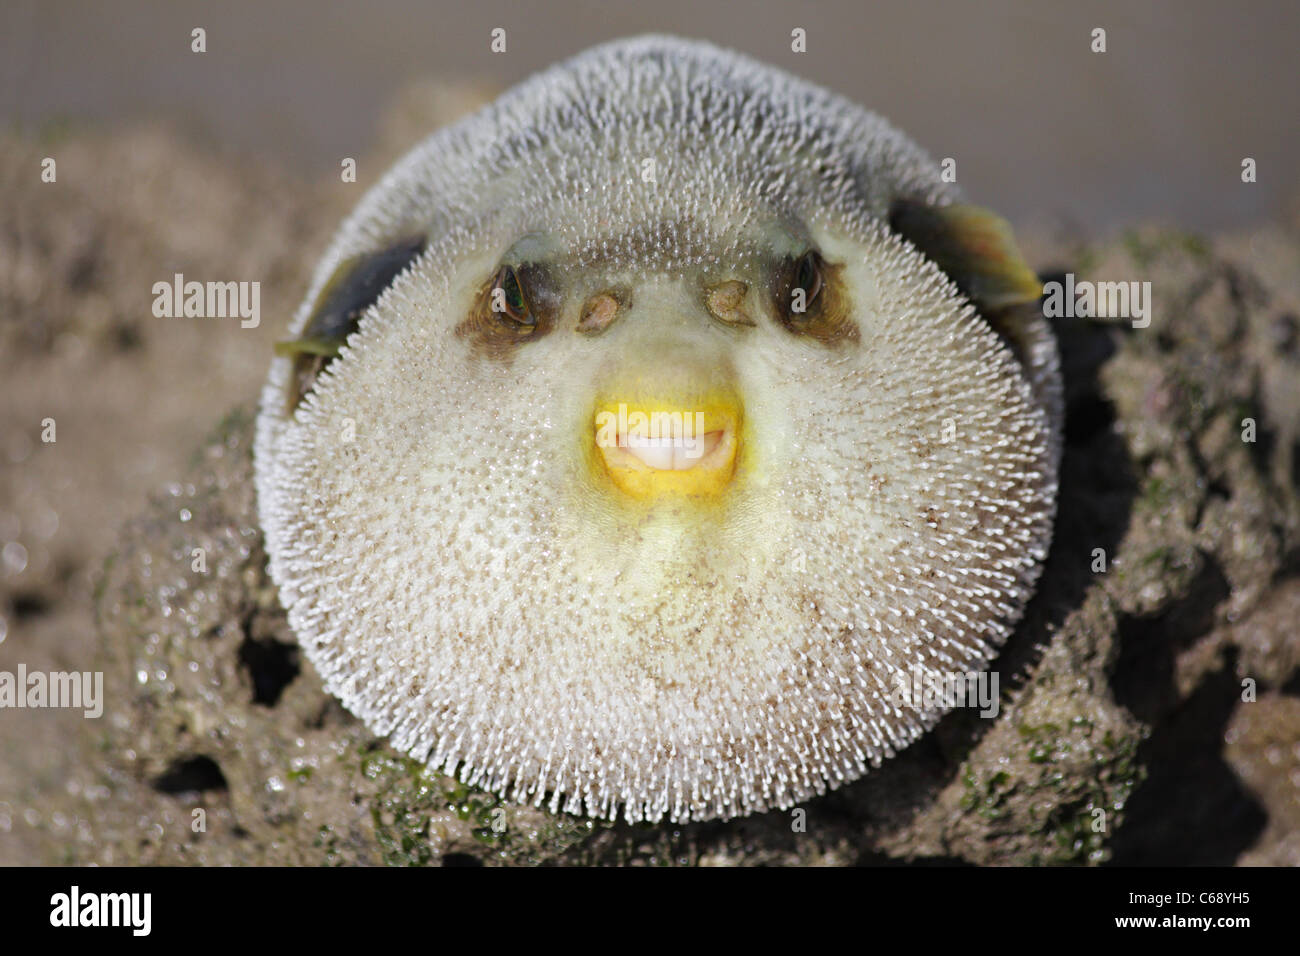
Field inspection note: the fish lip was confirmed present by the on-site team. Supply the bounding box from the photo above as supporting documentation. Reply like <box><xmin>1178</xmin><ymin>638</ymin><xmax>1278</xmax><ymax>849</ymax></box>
<box><xmin>592</xmin><ymin>401</ymin><xmax>742</xmax><ymax>497</ymax></box>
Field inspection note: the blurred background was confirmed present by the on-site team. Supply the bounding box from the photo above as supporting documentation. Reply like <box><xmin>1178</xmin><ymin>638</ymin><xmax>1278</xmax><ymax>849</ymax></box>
<box><xmin>4</xmin><ymin>0</ymin><xmax>1297</xmax><ymax>233</ymax></box>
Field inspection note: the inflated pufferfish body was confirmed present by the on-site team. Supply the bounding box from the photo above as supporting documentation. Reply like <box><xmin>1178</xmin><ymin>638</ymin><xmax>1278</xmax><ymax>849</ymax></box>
<box><xmin>255</xmin><ymin>35</ymin><xmax>1061</xmax><ymax>823</ymax></box>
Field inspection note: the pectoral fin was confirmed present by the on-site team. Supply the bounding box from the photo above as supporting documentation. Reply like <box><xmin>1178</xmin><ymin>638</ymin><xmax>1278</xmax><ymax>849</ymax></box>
<box><xmin>279</xmin><ymin>234</ymin><xmax>426</xmax><ymax>413</ymax></box>
<box><xmin>273</xmin><ymin>336</ymin><xmax>342</xmax><ymax>360</ymax></box>
<box><xmin>888</xmin><ymin>199</ymin><xmax>1042</xmax><ymax>311</ymax></box>
<box><xmin>889</xmin><ymin>198</ymin><xmax>1046</xmax><ymax>371</ymax></box>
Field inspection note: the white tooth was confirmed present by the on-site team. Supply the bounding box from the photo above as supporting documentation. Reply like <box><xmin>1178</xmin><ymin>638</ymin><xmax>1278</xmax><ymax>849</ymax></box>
<box><xmin>629</xmin><ymin>444</ymin><xmax>674</xmax><ymax>470</ymax></box>
<box><xmin>676</xmin><ymin>432</ymin><xmax>703</xmax><ymax>464</ymax></box>
<box><xmin>681</xmin><ymin>431</ymin><xmax>722</xmax><ymax>467</ymax></box>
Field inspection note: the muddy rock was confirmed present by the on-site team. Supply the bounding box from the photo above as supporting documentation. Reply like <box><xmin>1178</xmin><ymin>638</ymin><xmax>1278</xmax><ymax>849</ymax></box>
<box><xmin>61</xmin><ymin>226</ymin><xmax>1299</xmax><ymax>866</ymax></box>
<box><xmin>3</xmin><ymin>116</ymin><xmax>1297</xmax><ymax>865</ymax></box>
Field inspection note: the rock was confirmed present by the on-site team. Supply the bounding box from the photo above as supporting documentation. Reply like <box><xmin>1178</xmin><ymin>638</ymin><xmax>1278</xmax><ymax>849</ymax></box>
<box><xmin>64</xmin><ymin>224</ymin><xmax>1298</xmax><ymax>866</ymax></box>
<box><xmin>3</xmin><ymin>115</ymin><xmax>1297</xmax><ymax>865</ymax></box>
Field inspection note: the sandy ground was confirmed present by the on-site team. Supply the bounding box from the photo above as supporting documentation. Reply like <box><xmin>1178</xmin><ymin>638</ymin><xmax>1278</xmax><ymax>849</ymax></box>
<box><xmin>0</xmin><ymin>83</ymin><xmax>487</xmax><ymax>863</ymax></box>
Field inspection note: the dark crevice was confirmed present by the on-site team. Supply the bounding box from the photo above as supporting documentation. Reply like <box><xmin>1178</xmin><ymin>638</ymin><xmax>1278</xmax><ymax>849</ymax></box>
<box><xmin>441</xmin><ymin>853</ymin><xmax>483</xmax><ymax>867</ymax></box>
<box><xmin>10</xmin><ymin>591</ymin><xmax>51</xmax><ymax>618</ymax></box>
<box><xmin>153</xmin><ymin>755</ymin><xmax>228</xmax><ymax>795</ymax></box>
<box><xmin>238</xmin><ymin>623</ymin><xmax>300</xmax><ymax>707</ymax></box>
<box><xmin>1106</xmin><ymin>657</ymin><xmax>1267</xmax><ymax>865</ymax></box>
<box><xmin>1282</xmin><ymin>546</ymin><xmax>1300</xmax><ymax>579</ymax></box>
<box><xmin>1063</xmin><ymin>395</ymin><xmax>1115</xmax><ymax>446</ymax></box>
<box><xmin>306</xmin><ymin>697</ymin><xmax>352</xmax><ymax>730</ymax></box>
<box><xmin>1269</xmin><ymin>312</ymin><xmax>1298</xmax><ymax>354</ymax></box>
<box><xmin>1110</xmin><ymin>556</ymin><xmax>1231</xmax><ymax>725</ymax></box>
<box><xmin>111</xmin><ymin>322</ymin><xmax>143</xmax><ymax>352</ymax></box>
<box><xmin>1244</xmin><ymin>409</ymin><xmax>1278</xmax><ymax>478</ymax></box>
<box><xmin>64</xmin><ymin>241</ymin><xmax>100</xmax><ymax>292</ymax></box>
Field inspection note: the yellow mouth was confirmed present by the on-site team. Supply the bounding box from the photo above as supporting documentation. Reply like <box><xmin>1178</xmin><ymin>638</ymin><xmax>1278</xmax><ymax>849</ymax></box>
<box><xmin>593</xmin><ymin>399</ymin><xmax>741</xmax><ymax>499</ymax></box>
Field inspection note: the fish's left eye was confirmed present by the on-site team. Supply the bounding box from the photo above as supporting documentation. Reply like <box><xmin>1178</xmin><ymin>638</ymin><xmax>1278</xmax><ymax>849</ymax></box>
<box><xmin>791</xmin><ymin>250</ymin><xmax>824</xmax><ymax>315</ymax></box>
<box><xmin>458</xmin><ymin>260</ymin><xmax>558</xmax><ymax>358</ymax></box>
<box><xmin>493</xmin><ymin>265</ymin><xmax>535</xmax><ymax>330</ymax></box>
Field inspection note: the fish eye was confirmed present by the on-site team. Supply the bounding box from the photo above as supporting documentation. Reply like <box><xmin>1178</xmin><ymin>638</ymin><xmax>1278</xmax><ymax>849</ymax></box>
<box><xmin>458</xmin><ymin>260</ymin><xmax>558</xmax><ymax>358</ymax></box>
<box><xmin>791</xmin><ymin>250</ymin><xmax>824</xmax><ymax>315</ymax></box>
<box><xmin>493</xmin><ymin>265</ymin><xmax>535</xmax><ymax>330</ymax></box>
<box><xmin>771</xmin><ymin>249</ymin><xmax>857</xmax><ymax>345</ymax></box>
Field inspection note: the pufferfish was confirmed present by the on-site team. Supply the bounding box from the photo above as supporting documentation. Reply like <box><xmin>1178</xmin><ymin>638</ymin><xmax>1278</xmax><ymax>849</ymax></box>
<box><xmin>255</xmin><ymin>35</ymin><xmax>1061</xmax><ymax>824</ymax></box>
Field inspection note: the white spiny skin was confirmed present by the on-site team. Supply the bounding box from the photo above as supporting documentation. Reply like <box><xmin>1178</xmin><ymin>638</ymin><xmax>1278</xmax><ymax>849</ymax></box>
<box><xmin>254</xmin><ymin>36</ymin><xmax>1061</xmax><ymax>823</ymax></box>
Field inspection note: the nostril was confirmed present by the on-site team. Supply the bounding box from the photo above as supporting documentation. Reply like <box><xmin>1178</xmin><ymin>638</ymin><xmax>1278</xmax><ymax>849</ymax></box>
<box><xmin>705</xmin><ymin>280</ymin><xmax>754</xmax><ymax>326</ymax></box>
<box><xmin>577</xmin><ymin>289</ymin><xmax>630</xmax><ymax>334</ymax></box>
